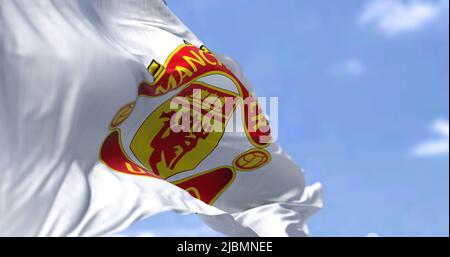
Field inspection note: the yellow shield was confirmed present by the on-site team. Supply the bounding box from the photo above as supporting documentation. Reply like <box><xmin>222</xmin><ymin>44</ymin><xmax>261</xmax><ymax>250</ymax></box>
<box><xmin>130</xmin><ymin>81</ymin><xmax>238</xmax><ymax>179</ymax></box>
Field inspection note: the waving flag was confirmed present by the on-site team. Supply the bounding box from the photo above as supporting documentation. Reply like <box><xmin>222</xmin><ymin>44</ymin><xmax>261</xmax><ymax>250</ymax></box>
<box><xmin>0</xmin><ymin>0</ymin><xmax>322</xmax><ymax>236</ymax></box>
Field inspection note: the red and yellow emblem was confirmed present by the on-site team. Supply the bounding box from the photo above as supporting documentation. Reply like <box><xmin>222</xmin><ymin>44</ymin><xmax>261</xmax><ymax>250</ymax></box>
<box><xmin>99</xmin><ymin>42</ymin><xmax>273</xmax><ymax>205</ymax></box>
<box><xmin>130</xmin><ymin>81</ymin><xmax>239</xmax><ymax>179</ymax></box>
<box><xmin>139</xmin><ymin>42</ymin><xmax>272</xmax><ymax>148</ymax></box>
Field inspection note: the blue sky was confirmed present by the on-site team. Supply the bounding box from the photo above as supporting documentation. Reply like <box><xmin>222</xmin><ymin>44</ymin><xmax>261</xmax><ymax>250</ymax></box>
<box><xmin>121</xmin><ymin>0</ymin><xmax>449</xmax><ymax>237</ymax></box>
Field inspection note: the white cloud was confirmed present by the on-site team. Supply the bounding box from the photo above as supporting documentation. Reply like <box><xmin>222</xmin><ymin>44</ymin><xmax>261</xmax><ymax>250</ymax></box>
<box><xmin>359</xmin><ymin>0</ymin><xmax>449</xmax><ymax>36</ymax></box>
<box><xmin>412</xmin><ymin>119</ymin><xmax>449</xmax><ymax>157</ymax></box>
<box><xmin>329</xmin><ymin>58</ymin><xmax>366</xmax><ymax>77</ymax></box>
<box><xmin>366</xmin><ymin>232</ymin><xmax>380</xmax><ymax>237</ymax></box>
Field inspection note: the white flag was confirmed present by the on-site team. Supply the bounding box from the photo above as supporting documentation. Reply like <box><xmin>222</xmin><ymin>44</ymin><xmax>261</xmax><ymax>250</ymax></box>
<box><xmin>0</xmin><ymin>0</ymin><xmax>322</xmax><ymax>236</ymax></box>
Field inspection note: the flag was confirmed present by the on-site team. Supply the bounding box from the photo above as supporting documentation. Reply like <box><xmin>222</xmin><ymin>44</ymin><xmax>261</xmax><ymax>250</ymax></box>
<box><xmin>0</xmin><ymin>0</ymin><xmax>322</xmax><ymax>236</ymax></box>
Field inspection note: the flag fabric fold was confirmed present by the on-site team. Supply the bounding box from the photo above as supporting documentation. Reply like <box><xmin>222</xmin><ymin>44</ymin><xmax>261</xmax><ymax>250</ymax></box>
<box><xmin>0</xmin><ymin>0</ymin><xmax>322</xmax><ymax>237</ymax></box>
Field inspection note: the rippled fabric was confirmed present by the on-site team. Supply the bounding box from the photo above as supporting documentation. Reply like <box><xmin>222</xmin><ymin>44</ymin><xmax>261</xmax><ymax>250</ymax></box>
<box><xmin>0</xmin><ymin>0</ymin><xmax>322</xmax><ymax>236</ymax></box>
